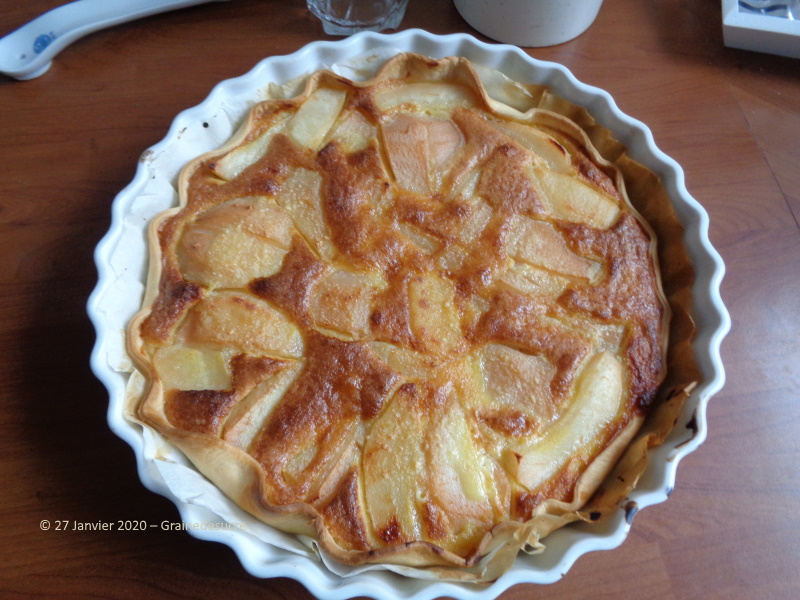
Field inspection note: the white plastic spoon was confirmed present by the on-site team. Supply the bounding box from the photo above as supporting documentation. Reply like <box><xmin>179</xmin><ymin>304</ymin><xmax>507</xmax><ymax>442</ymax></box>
<box><xmin>0</xmin><ymin>0</ymin><xmax>228</xmax><ymax>81</ymax></box>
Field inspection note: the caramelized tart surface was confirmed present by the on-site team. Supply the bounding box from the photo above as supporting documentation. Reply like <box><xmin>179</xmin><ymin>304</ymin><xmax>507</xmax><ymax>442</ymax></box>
<box><xmin>128</xmin><ymin>54</ymin><xmax>680</xmax><ymax>578</ymax></box>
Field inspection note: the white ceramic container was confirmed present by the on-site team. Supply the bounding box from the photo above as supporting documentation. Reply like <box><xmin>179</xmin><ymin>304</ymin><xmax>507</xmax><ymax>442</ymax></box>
<box><xmin>454</xmin><ymin>0</ymin><xmax>605</xmax><ymax>46</ymax></box>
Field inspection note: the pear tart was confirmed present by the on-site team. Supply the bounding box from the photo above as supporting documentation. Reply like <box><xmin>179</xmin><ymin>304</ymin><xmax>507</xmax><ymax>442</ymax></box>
<box><xmin>128</xmin><ymin>54</ymin><xmax>684</xmax><ymax>579</ymax></box>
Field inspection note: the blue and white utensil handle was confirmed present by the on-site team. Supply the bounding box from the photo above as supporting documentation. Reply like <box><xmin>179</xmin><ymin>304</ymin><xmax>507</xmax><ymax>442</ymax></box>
<box><xmin>0</xmin><ymin>0</ymin><xmax>228</xmax><ymax>81</ymax></box>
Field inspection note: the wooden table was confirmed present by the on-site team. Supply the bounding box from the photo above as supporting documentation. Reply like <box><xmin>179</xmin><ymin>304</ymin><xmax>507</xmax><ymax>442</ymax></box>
<box><xmin>1</xmin><ymin>1</ymin><xmax>798</xmax><ymax>598</ymax></box>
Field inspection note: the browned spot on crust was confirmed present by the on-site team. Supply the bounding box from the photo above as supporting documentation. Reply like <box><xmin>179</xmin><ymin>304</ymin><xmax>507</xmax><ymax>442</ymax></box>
<box><xmin>318</xmin><ymin>143</ymin><xmax>383</xmax><ymax>226</ymax></box>
<box><xmin>453</xmin><ymin>212</ymin><xmax>513</xmax><ymax>297</ymax></box>
<box><xmin>514</xmin><ymin>490</ymin><xmax>542</xmax><ymax>522</ymax></box>
<box><xmin>378</xmin><ymin>516</ymin><xmax>404</xmax><ymax>545</ymax></box>
<box><xmin>477</xmin><ymin>143</ymin><xmax>544</xmax><ymax>217</ymax></box>
<box><xmin>140</xmin><ymin>266</ymin><xmax>202</xmax><ymax>343</ymax></box>
<box><xmin>514</xmin><ymin>470</ymin><xmax>578</xmax><ymax>521</ymax></box>
<box><xmin>230</xmin><ymin>354</ymin><xmax>289</xmax><ymax>393</ymax></box>
<box><xmin>476</xmin><ymin>410</ymin><xmax>536</xmax><ymax>437</ymax></box>
<box><xmin>249</xmin><ymin>235</ymin><xmax>327</xmax><ymax>326</ymax></box>
<box><xmin>389</xmin><ymin>193</ymin><xmax>470</xmax><ymax>243</ymax></box>
<box><xmin>165</xmin><ymin>389</ymin><xmax>237</xmax><ymax>435</ymax></box>
<box><xmin>625</xmin><ymin>324</ymin><xmax>663</xmax><ymax>411</ymax></box>
<box><xmin>398</xmin><ymin>381</ymin><xmax>417</xmax><ymax>396</ymax></box>
<box><xmin>242</xmin><ymin>133</ymin><xmax>314</xmax><ymax>192</ymax></box>
<box><xmin>422</xmin><ymin>502</ymin><xmax>449</xmax><ymax>540</ymax></box>
<box><xmin>399</xmin><ymin>378</ymin><xmax>448</xmax><ymax>413</ymax></box>
<box><xmin>370</xmin><ymin>271</ymin><xmax>418</xmax><ymax>349</ymax></box>
<box><xmin>319</xmin><ymin>468</ymin><xmax>370</xmax><ymax>551</ymax></box>
<box><xmin>349</xmin><ymin>88</ymin><xmax>383</xmax><ymax>125</ymax></box>
<box><xmin>572</xmin><ymin>146</ymin><xmax>620</xmax><ymax>200</ymax></box>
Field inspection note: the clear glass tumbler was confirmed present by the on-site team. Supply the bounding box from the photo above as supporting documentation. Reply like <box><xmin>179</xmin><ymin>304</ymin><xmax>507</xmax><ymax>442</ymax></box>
<box><xmin>306</xmin><ymin>0</ymin><xmax>410</xmax><ymax>35</ymax></box>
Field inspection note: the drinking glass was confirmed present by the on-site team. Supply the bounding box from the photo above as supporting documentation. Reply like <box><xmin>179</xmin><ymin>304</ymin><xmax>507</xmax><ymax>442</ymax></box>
<box><xmin>306</xmin><ymin>0</ymin><xmax>410</xmax><ymax>35</ymax></box>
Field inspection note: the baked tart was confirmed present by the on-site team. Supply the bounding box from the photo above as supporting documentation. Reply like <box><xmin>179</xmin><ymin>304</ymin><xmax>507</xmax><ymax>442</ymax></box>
<box><xmin>127</xmin><ymin>53</ymin><xmax>699</xmax><ymax>581</ymax></box>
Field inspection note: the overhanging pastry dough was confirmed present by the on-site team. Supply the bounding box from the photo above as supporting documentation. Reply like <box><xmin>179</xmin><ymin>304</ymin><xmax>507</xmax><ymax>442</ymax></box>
<box><xmin>127</xmin><ymin>53</ymin><xmax>698</xmax><ymax>581</ymax></box>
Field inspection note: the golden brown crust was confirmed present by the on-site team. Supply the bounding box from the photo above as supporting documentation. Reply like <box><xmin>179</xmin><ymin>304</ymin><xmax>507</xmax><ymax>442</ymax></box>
<box><xmin>125</xmin><ymin>53</ymin><xmax>699</xmax><ymax>581</ymax></box>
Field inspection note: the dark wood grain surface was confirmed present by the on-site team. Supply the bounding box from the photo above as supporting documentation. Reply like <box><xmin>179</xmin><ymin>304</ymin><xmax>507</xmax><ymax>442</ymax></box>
<box><xmin>1</xmin><ymin>1</ymin><xmax>799</xmax><ymax>598</ymax></box>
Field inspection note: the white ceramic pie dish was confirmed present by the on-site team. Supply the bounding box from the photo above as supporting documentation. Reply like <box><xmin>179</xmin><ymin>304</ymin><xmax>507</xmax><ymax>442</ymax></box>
<box><xmin>88</xmin><ymin>29</ymin><xmax>730</xmax><ymax>600</ymax></box>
